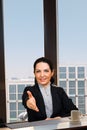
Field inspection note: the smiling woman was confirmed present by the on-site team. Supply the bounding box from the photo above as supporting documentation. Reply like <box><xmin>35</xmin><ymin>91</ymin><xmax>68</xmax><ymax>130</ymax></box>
<box><xmin>22</xmin><ymin>57</ymin><xmax>78</xmax><ymax>122</ymax></box>
<box><xmin>1</xmin><ymin>0</ymin><xmax>86</xmax><ymax>125</ymax></box>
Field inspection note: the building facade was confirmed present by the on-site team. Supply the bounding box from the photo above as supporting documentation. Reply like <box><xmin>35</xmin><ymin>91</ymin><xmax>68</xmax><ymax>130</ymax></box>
<box><xmin>6</xmin><ymin>77</ymin><xmax>34</xmax><ymax>123</ymax></box>
<box><xmin>59</xmin><ymin>65</ymin><xmax>87</xmax><ymax>115</ymax></box>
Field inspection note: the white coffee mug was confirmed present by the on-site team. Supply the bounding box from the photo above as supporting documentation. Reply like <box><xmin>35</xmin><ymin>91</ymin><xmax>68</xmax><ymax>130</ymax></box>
<box><xmin>71</xmin><ymin>110</ymin><xmax>80</xmax><ymax>121</ymax></box>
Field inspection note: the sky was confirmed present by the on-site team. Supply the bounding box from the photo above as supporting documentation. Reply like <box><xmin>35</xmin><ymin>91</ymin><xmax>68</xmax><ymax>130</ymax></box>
<box><xmin>58</xmin><ymin>0</ymin><xmax>87</xmax><ymax>65</ymax></box>
<box><xmin>3</xmin><ymin>0</ymin><xmax>87</xmax><ymax>79</ymax></box>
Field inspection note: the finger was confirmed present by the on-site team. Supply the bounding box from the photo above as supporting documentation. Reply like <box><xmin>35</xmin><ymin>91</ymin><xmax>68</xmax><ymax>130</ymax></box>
<box><xmin>34</xmin><ymin>106</ymin><xmax>39</xmax><ymax>112</ymax></box>
<box><xmin>27</xmin><ymin>91</ymin><xmax>33</xmax><ymax>98</ymax></box>
<box><xmin>28</xmin><ymin>102</ymin><xmax>39</xmax><ymax>112</ymax></box>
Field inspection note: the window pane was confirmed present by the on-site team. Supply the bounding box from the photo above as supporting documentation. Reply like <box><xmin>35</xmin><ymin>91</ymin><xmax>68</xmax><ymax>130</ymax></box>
<box><xmin>18</xmin><ymin>94</ymin><xmax>22</xmax><ymax>100</ymax></box>
<box><xmin>59</xmin><ymin>81</ymin><xmax>67</xmax><ymax>92</ymax></box>
<box><xmin>9</xmin><ymin>94</ymin><xmax>16</xmax><ymax>100</ymax></box>
<box><xmin>3</xmin><ymin>0</ymin><xmax>44</xmax><ymax>123</ymax></box>
<box><xmin>9</xmin><ymin>85</ymin><xmax>16</xmax><ymax>93</ymax></box>
<box><xmin>68</xmin><ymin>67</ymin><xmax>75</xmax><ymax>72</ymax></box>
<box><xmin>10</xmin><ymin>102</ymin><xmax>16</xmax><ymax>110</ymax></box>
<box><xmin>77</xmin><ymin>67</ymin><xmax>85</xmax><ymax>78</ymax></box>
<box><xmin>18</xmin><ymin>84</ymin><xmax>25</xmax><ymax>93</ymax></box>
<box><xmin>58</xmin><ymin>0</ymin><xmax>87</xmax><ymax>116</ymax></box>
<box><xmin>18</xmin><ymin>102</ymin><xmax>25</xmax><ymax>111</ymax></box>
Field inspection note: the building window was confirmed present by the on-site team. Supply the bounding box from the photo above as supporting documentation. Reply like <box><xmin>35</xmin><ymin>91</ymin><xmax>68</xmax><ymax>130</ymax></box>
<box><xmin>77</xmin><ymin>67</ymin><xmax>85</xmax><ymax>78</ymax></box>
<box><xmin>10</xmin><ymin>102</ymin><xmax>16</xmax><ymax>110</ymax></box>
<box><xmin>78</xmin><ymin>96</ymin><xmax>85</xmax><ymax>114</ymax></box>
<box><xmin>68</xmin><ymin>67</ymin><xmax>75</xmax><ymax>79</ymax></box>
<box><xmin>70</xmin><ymin>96</ymin><xmax>76</xmax><ymax>105</ymax></box>
<box><xmin>69</xmin><ymin>81</ymin><xmax>76</xmax><ymax>95</ymax></box>
<box><xmin>10</xmin><ymin>94</ymin><xmax>16</xmax><ymax>100</ymax></box>
<box><xmin>78</xmin><ymin>81</ymin><xmax>85</xmax><ymax>95</ymax></box>
<box><xmin>59</xmin><ymin>67</ymin><xmax>66</xmax><ymax>79</ymax></box>
<box><xmin>9</xmin><ymin>85</ymin><xmax>16</xmax><ymax>100</ymax></box>
<box><xmin>18</xmin><ymin>84</ymin><xmax>25</xmax><ymax>93</ymax></box>
<box><xmin>9</xmin><ymin>85</ymin><xmax>16</xmax><ymax>93</ymax></box>
<box><xmin>59</xmin><ymin>81</ymin><xmax>67</xmax><ymax>92</ymax></box>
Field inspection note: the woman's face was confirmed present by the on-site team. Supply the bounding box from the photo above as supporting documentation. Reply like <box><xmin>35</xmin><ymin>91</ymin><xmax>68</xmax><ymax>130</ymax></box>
<box><xmin>34</xmin><ymin>62</ymin><xmax>54</xmax><ymax>87</ymax></box>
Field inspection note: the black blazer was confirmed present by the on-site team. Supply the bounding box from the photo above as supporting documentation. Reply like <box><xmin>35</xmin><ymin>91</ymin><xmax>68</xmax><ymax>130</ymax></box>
<box><xmin>22</xmin><ymin>84</ymin><xmax>78</xmax><ymax>122</ymax></box>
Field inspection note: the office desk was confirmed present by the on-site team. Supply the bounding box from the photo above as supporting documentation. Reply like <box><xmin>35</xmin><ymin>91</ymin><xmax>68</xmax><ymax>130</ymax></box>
<box><xmin>2</xmin><ymin>115</ymin><xmax>87</xmax><ymax>130</ymax></box>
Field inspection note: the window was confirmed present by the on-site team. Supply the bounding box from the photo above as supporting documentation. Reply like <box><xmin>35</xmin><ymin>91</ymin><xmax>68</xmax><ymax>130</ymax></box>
<box><xmin>18</xmin><ymin>85</ymin><xmax>25</xmax><ymax>93</ymax></box>
<box><xmin>59</xmin><ymin>67</ymin><xmax>66</xmax><ymax>79</ymax></box>
<box><xmin>58</xmin><ymin>0</ymin><xmax>87</xmax><ymax>116</ymax></box>
<box><xmin>68</xmin><ymin>67</ymin><xmax>75</xmax><ymax>79</ymax></box>
<box><xmin>69</xmin><ymin>81</ymin><xmax>76</xmax><ymax>95</ymax></box>
<box><xmin>59</xmin><ymin>81</ymin><xmax>67</xmax><ymax>92</ymax></box>
<box><xmin>77</xmin><ymin>67</ymin><xmax>85</xmax><ymax>78</ymax></box>
<box><xmin>3</xmin><ymin>0</ymin><xmax>44</xmax><ymax>123</ymax></box>
<box><xmin>78</xmin><ymin>81</ymin><xmax>85</xmax><ymax>95</ymax></box>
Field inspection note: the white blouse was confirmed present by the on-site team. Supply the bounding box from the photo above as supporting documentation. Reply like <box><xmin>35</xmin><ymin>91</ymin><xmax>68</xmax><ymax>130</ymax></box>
<box><xmin>39</xmin><ymin>83</ymin><xmax>53</xmax><ymax>118</ymax></box>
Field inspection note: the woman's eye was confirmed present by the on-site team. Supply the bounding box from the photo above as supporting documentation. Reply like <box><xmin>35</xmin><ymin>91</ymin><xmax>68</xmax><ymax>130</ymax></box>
<box><xmin>35</xmin><ymin>69</ymin><xmax>49</xmax><ymax>73</ymax></box>
<box><xmin>44</xmin><ymin>69</ymin><xmax>49</xmax><ymax>72</ymax></box>
<box><xmin>36</xmin><ymin>70</ymin><xmax>40</xmax><ymax>73</ymax></box>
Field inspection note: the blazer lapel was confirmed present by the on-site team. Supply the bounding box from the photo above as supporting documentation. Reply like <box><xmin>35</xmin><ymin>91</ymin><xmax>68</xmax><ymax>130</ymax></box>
<box><xmin>51</xmin><ymin>85</ymin><xmax>58</xmax><ymax>116</ymax></box>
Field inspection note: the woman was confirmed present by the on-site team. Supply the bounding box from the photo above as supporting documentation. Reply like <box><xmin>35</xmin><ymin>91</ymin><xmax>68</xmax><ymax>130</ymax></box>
<box><xmin>22</xmin><ymin>57</ymin><xmax>78</xmax><ymax>122</ymax></box>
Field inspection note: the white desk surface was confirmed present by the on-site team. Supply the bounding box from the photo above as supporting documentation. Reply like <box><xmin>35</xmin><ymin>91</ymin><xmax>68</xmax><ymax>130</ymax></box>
<box><xmin>1</xmin><ymin>116</ymin><xmax>87</xmax><ymax>130</ymax></box>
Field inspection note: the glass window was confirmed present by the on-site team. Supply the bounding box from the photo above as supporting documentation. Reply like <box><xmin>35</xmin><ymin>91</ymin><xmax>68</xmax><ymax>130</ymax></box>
<box><xmin>18</xmin><ymin>94</ymin><xmax>22</xmax><ymax>100</ymax></box>
<box><xmin>59</xmin><ymin>81</ymin><xmax>66</xmax><ymax>87</ymax></box>
<box><xmin>9</xmin><ymin>85</ymin><xmax>16</xmax><ymax>93</ymax></box>
<box><xmin>10</xmin><ymin>111</ymin><xmax>16</xmax><ymax>118</ymax></box>
<box><xmin>59</xmin><ymin>67</ymin><xmax>66</xmax><ymax>79</ymax></box>
<box><xmin>78</xmin><ymin>73</ymin><xmax>84</xmax><ymax>78</ymax></box>
<box><xmin>58</xmin><ymin>0</ymin><xmax>87</xmax><ymax>65</ymax></box>
<box><xmin>9</xmin><ymin>94</ymin><xmax>16</xmax><ymax>100</ymax></box>
<box><xmin>77</xmin><ymin>67</ymin><xmax>85</xmax><ymax>78</ymax></box>
<box><xmin>78</xmin><ymin>89</ymin><xmax>85</xmax><ymax>95</ymax></box>
<box><xmin>68</xmin><ymin>67</ymin><xmax>75</xmax><ymax>79</ymax></box>
<box><xmin>69</xmin><ymin>81</ymin><xmax>76</xmax><ymax>95</ymax></box>
<box><xmin>78</xmin><ymin>96</ymin><xmax>85</xmax><ymax>103</ymax></box>
<box><xmin>78</xmin><ymin>67</ymin><xmax>84</xmax><ymax>72</ymax></box>
<box><xmin>69</xmin><ymin>67</ymin><xmax>75</xmax><ymax>72</ymax></box>
<box><xmin>69</xmin><ymin>81</ymin><xmax>76</xmax><ymax>88</ymax></box>
<box><xmin>10</xmin><ymin>102</ymin><xmax>16</xmax><ymax>110</ymax></box>
<box><xmin>18</xmin><ymin>102</ymin><xmax>25</xmax><ymax>111</ymax></box>
<box><xmin>59</xmin><ymin>81</ymin><xmax>67</xmax><ymax>92</ymax></box>
<box><xmin>69</xmin><ymin>73</ymin><xmax>75</xmax><ymax>79</ymax></box>
<box><xmin>59</xmin><ymin>73</ymin><xmax>66</xmax><ymax>79</ymax></box>
<box><xmin>18</xmin><ymin>84</ymin><xmax>25</xmax><ymax>93</ymax></box>
<box><xmin>3</xmin><ymin>0</ymin><xmax>43</xmax><ymax>123</ymax></box>
<box><xmin>69</xmin><ymin>96</ymin><xmax>76</xmax><ymax>105</ymax></box>
<box><xmin>78</xmin><ymin>81</ymin><xmax>84</xmax><ymax>88</ymax></box>
<box><xmin>59</xmin><ymin>67</ymin><xmax>66</xmax><ymax>72</ymax></box>
<box><xmin>4</xmin><ymin>0</ymin><xmax>44</xmax><ymax>80</ymax></box>
<box><xmin>69</xmin><ymin>89</ymin><xmax>75</xmax><ymax>95</ymax></box>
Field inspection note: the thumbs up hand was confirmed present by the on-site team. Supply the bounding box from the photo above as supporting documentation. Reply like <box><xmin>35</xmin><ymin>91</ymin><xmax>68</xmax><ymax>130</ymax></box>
<box><xmin>26</xmin><ymin>91</ymin><xmax>39</xmax><ymax>112</ymax></box>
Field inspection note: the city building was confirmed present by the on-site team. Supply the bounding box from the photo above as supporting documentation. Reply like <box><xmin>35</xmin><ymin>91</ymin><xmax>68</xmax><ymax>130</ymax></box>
<box><xmin>6</xmin><ymin>77</ymin><xmax>34</xmax><ymax>123</ymax></box>
<box><xmin>59</xmin><ymin>65</ymin><xmax>87</xmax><ymax>115</ymax></box>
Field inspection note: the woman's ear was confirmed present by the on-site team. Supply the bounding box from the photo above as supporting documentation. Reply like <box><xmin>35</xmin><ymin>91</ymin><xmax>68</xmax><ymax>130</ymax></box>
<box><xmin>52</xmin><ymin>69</ymin><xmax>54</xmax><ymax>76</ymax></box>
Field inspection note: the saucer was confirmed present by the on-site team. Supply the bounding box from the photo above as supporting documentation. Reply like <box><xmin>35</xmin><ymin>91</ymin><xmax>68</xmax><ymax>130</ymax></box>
<box><xmin>70</xmin><ymin>120</ymin><xmax>81</xmax><ymax>125</ymax></box>
<box><xmin>68</xmin><ymin>116</ymin><xmax>81</xmax><ymax>122</ymax></box>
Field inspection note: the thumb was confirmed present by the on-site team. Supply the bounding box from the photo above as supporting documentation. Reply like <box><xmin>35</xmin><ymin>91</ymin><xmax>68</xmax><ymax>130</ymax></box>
<box><xmin>27</xmin><ymin>91</ymin><xmax>33</xmax><ymax>98</ymax></box>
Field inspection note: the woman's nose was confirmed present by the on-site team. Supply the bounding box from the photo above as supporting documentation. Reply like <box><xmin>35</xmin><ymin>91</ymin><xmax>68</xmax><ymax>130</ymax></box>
<box><xmin>40</xmin><ymin>71</ymin><xmax>44</xmax><ymax>76</ymax></box>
